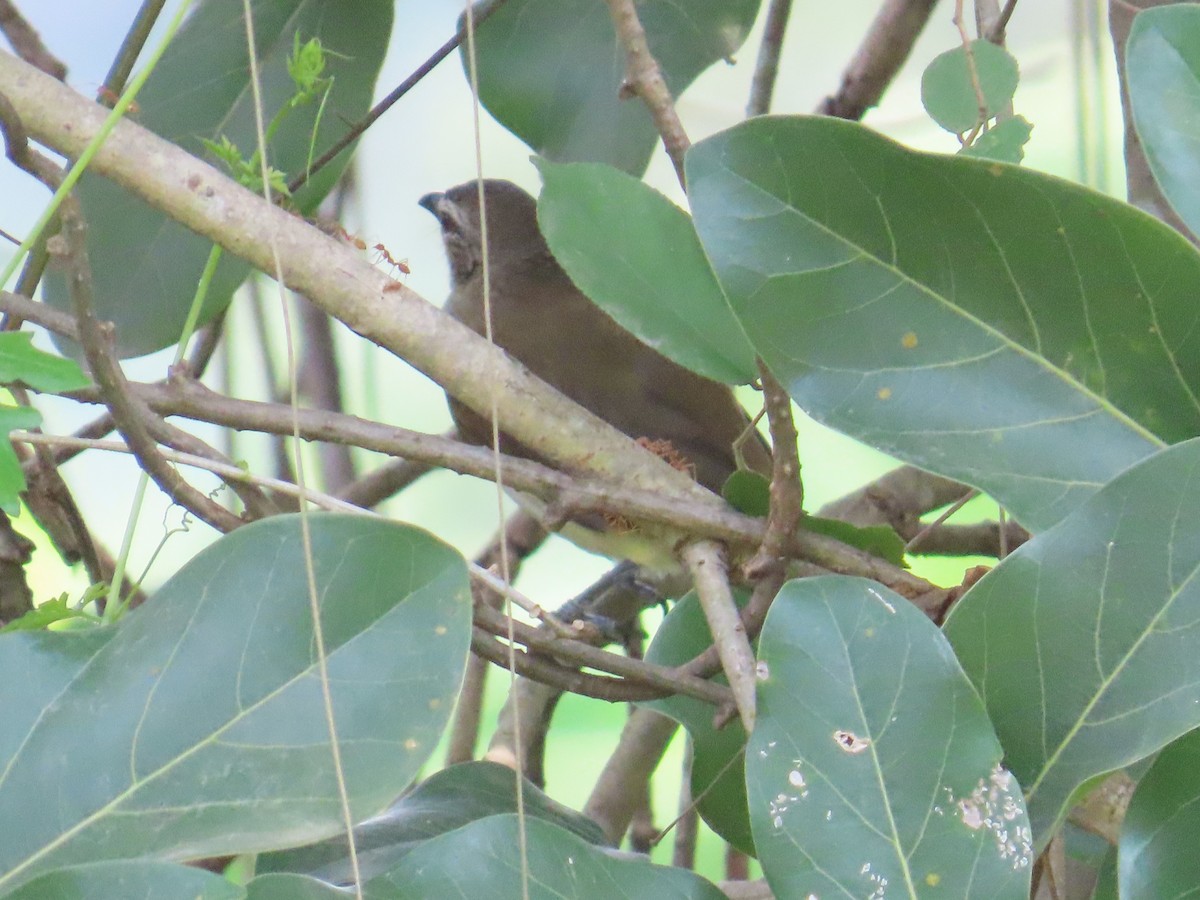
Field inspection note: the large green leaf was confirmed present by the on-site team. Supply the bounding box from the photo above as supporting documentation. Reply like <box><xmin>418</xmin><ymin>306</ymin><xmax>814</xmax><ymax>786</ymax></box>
<box><xmin>748</xmin><ymin>577</ymin><xmax>1031</xmax><ymax>898</ymax></box>
<box><xmin>469</xmin><ymin>0</ymin><xmax>760</xmax><ymax>176</ymax></box>
<box><xmin>536</xmin><ymin>160</ymin><xmax>757</xmax><ymax>384</ymax></box>
<box><xmin>44</xmin><ymin>0</ymin><xmax>392</xmax><ymax>358</ymax></box>
<box><xmin>256</xmin><ymin>761</ymin><xmax>607</xmax><ymax>884</ymax></box>
<box><xmin>1119</xmin><ymin>727</ymin><xmax>1200</xmax><ymax>898</ymax></box>
<box><xmin>371</xmin><ymin>815</ymin><xmax>725</xmax><ymax>899</ymax></box>
<box><xmin>945</xmin><ymin>438</ymin><xmax>1200</xmax><ymax>847</ymax></box>
<box><xmin>1126</xmin><ymin>5</ymin><xmax>1200</xmax><ymax>240</ymax></box>
<box><xmin>3</xmin><ymin>860</ymin><xmax>243</xmax><ymax>900</ymax></box>
<box><xmin>686</xmin><ymin>115</ymin><xmax>1200</xmax><ymax>531</ymax></box>
<box><xmin>0</xmin><ymin>514</ymin><xmax>470</xmax><ymax>893</ymax></box>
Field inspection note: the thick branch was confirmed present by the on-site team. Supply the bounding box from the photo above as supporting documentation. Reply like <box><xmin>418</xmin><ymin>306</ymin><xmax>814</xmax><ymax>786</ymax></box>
<box><xmin>0</xmin><ymin>49</ymin><xmax>718</xmax><ymax>544</ymax></box>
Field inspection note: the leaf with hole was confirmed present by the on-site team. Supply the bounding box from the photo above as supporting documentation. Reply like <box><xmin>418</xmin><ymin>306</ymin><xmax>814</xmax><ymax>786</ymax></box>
<box><xmin>749</xmin><ymin>576</ymin><xmax>1031</xmax><ymax>898</ymax></box>
<box><xmin>946</xmin><ymin>438</ymin><xmax>1200</xmax><ymax>846</ymax></box>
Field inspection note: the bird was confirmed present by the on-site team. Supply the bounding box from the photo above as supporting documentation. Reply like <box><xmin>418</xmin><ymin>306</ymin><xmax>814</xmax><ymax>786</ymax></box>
<box><xmin>419</xmin><ymin>179</ymin><xmax>772</xmax><ymax>579</ymax></box>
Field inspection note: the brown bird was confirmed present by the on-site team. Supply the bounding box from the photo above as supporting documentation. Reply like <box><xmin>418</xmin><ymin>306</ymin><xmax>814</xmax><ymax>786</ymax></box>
<box><xmin>419</xmin><ymin>179</ymin><xmax>771</xmax><ymax>573</ymax></box>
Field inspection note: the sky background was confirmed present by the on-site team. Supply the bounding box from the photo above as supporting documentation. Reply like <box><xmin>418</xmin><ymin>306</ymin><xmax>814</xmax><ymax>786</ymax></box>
<box><xmin>0</xmin><ymin>0</ymin><xmax>1121</xmax><ymax>600</ymax></box>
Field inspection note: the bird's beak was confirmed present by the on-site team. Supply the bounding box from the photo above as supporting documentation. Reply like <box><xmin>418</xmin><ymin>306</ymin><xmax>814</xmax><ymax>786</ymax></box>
<box><xmin>418</xmin><ymin>192</ymin><xmax>445</xmax><ymax>216</ymax></box>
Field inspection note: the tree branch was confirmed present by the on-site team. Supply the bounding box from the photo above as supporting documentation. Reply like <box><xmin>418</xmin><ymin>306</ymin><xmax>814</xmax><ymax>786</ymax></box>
<box><xmin>746</xmin><ymin>0</ymin><xmax>794</xmax><ymax>117</ymax></box>
<box><xmin>818</xmin><ymin>0</ymin><xmax>939</xmax><ymax>121</ymax></box>
<box><xmin>0</xmin><ymin>0</ymin><xmax>65</xmax><ymax>80</ymax></box>
<box><xmin>0</xmin><ymin>49</ymin><xmax>720</xmax><ymax>541</ymax></box>
<box><xmin>604</xmin><ymin>0</ymin><xmax>690</xmax><ymax>185</ymax></box>
<box><xmin>53</xmin><ymin>193</ymin><xmax>243</xmax><ymax>534</ymax></box>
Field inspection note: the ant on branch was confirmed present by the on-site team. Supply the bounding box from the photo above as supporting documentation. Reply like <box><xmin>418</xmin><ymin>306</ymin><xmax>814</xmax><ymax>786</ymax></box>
<box><xmin>330</xmin><ymin>226</ymin><xmax>411</xmax><ymax>289</ymax></box>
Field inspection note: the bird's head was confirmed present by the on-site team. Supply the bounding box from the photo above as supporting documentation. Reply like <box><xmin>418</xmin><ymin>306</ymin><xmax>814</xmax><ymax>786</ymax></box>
<box><xmin>419</xmin><ymin>179</ymin><xmax>546</xmax><ymax>285</ymax></box>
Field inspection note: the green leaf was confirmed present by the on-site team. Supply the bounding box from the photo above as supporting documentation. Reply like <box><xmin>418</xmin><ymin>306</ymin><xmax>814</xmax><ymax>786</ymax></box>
<box><xmin>3</xmin><ymin>860</ymin><xmax>243</xmax><ymax>900</ymax></box>
<box><xmin>749</xmin><ymin>577</ymin><xmax>1031</xmax><ymax>898</ymax></box>
<box><xmin>0</xmin><ymin>404</ymin><xmax>45</xmax><ymax>513</ymax></box>
<box><xmin>719</xmin><ymin>475</ymin><xmax>910</xmax><ymax>564</ymax></box>
<box><xmin>470</xmin><ymin>0</ymin><xmax>760</xmax><ymax>176</ymax></box>
<box><xmin>246</xmin><ymin>873</ymin><xmax>348</xmax><ymax>899</ymax></box>
<box><xmin>536</xmin><ymin>160</ymin><xmax>757</xmax><ymax>384</ymax></box>
<box><xmin>373</xmin><ymin>815</ymin><xmax>725</xmax><ymax>899</ymax></box>
<box><xmin>1127</xmin><ymin>5</ymin><xmax>1200</xmax><ymax>239</ymax></box>
<box><xmin>44</xmin><ymin>0</ymin><xmax>392</xmax><ymax>359</ymax></box>
<box><xmin>1119</xmin><ymin>728</ymin><xmax>1200</xmax><ymax>898</ymax></box>
<box><xmin>961</xmin><ymin>115</ymin><xmax>1034</xmax><ymax>164</ymax></box>
<box><xmin>922</xmin><ymin>40</ymin><xmax>1020</xmax><ymax>133</ymax></box>
<box><xmin>642</xmin><ymin>591</ymin><xmax>752</xmax><ymax>854</ymax></box>
<box><xmin>720</xmin><ymin>469</ymin><xmax>770</xmax><ymax>516</ymax></box>
<box><xmin>0</xmin><ymin>596</ymin><xmax>98</xmax><ymax>634</ymax></box>
<box><xmin>687</xmin><ymin>115</ymin><xmax>1194</xmax><ymax>532</ymax></box>
<box><xmin>802</xmin><ymin>514</ymin><xmax>907</xmax><ymax>567</ymax></box>
<box><xmin>0</xmin><ymin>333</ymin><xmax>88</xmax><ymax>392</ymax></box>
<box><xmin>0</xmin><ymin>514</ymin><xmax>470</xmax><ymax>893</ymax></box>
<box><xmin>945</xmin><ymin>438</ymin><xmax>1200</xmax><ymax>848</ymax></box>
<box><xmin>1092</xmin><ymin>847</ymin><xmax>1119</xmax><ymax>900</ymax></box>
<box><xmin>257</xmin><ymin>761</ymin><xmax>607</xmax><ymax>884</ymax></box>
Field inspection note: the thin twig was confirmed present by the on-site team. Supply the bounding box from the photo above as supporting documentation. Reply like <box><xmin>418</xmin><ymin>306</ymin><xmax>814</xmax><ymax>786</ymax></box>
<box><xmin>100</xmin><ymin>0</ymin><xmax>167</xmax><ymax>99</ymax></box>
<box><xmin>585</xmin><ymin>708</ymin><xmax>678</xmax><ymax>844</ymax></box>
<box><xmin>11</xmin><ymin>431</ymin><xmax>362</xmax><ymax>514</ymax></box>
<box><xmin>145</xmin><ymin>416</ymin><xmax>278</xmax><ymax>520</ymax></box>
<box><xmin>604</xmin><ymin>0</ymin><xmax>690</xmax><ymax>186</ymax></box>
<box><xmin>447</xmin><ymin>511</ymin><xmax>547</xmax><ymax>765</ymax></box>
<box><xmin>904</xmin><ymin>488</ymin><xmax>977</xmax><ymax>553</ymax></box>
<box><xmin>286</xmin><ymin>0</ymin><xmax>512</xmax><ymax>195</ymax></box>
<box><xmin>953</xmin><ymin>0</ymin><xmax>989</xmax><ymax>146</ymax></box>
<box><xmin>671</xmin><ymin>741</ymin><xmax>698</xmax><ymax>869</ymax></box>
<box><xmin>2</xmin><ymin>364</ymin><xmax>945</xmax><ymax>606</ymax></box>
<box><xmin>682</xmin><ymin>540</ymin><xmax>756</xmax><ymax>731</ymax></box>
<box><xmin>986</xmin><ymin>0</ymin><xmax>1020</xmax><ymax>43</ymax></box>
<box><xmin>473</xmin><ymin>605</ymin><xmax>732</xmax><ymax>706</ymax></box>
<box><xmin>334</xmin><ymin>457</ymin><xmax>434</xmax><ymax>508</ymax></box>
<box><xmin>744</xmin><ymin>364</ymin><xmax>803</xmax><ymax>580</ymax></box>
<box><xmin>54</xmin><ymin>196</ymin><xmax>243</xmax><ymax>534</ymax></box>
<box><xmin>818</xmin><ymin>0</ymin><xmax>939</xmax><ymax>121</ymax></box>
<box><xmin>0</xmin><ymin>0</ymin><xmax>66</xmax><ymax>79</ymax></box>
<box><xmin>746</xmin><ymin>0</ymin><xmax>794</xmax><ymax>117</ymax></box>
